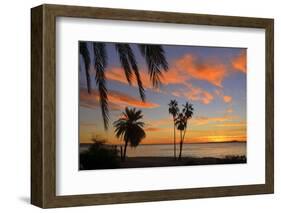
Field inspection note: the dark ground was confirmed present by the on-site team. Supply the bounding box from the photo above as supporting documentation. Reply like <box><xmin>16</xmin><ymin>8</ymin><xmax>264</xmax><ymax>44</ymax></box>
<box><xmin>119</xmin><ymin>156</ymin><xmax>246</xmax><ymax>169</ymax></box>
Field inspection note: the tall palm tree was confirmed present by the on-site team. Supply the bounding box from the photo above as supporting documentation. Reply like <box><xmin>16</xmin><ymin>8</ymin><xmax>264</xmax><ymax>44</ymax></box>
<box><xmin>80</xmin><ymin>42</ymin><xmax>168</xmax><ymax>129</ymax></box>
<box><xmin>113</xmin><ymin>107</ymin><xmax>146</xmax><ymax>161</ymax></box>
<box><xmin>175</xmin><ymin>102</ymin><xmax>194</xmax><ymax>160</ymax></box>
<box><xmin>168</xmin><ymin>100</ymin><xmax>179</xmax><ymax>159</ymax></box>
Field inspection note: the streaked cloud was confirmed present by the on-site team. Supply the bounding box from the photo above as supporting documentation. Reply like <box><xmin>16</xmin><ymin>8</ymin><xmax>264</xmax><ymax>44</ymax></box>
<box><xmin>109</xmin><ymin>90</ymin><xmax>159</xmax><ymax>108</ymax></box>
<box><xmin>215</xmin><ymin>121</ymin><xmax>246</xmax><ymax>128</ymax></box>
<box><xmin>145</xmin><ymin>127</ymin><xmax>162</xmax><ymax>132</ymax></box>
<box><xmin>214</xmin><ymin>89</ymin><xmax>233</xmax><ymax>103</ymax></box>
<box><xmin>80</xmin><ymin>89</ymin><xmax>122</xmax><ymax>110</ymax></box>
<box><xmin>106</xmin><ymin>53</ymin><xmax>228</xmax><ymax>90</ymax></box>
<box><xmin>80</xmin><ymin>88</ymin><xmax>159</xmax><ymax>110</ymax></box>
<box><xmin>175</xmin><ymin>54</ymin><xmax>227</xmax><ymax>87</ymax></box>
<box><xmin>172</xmin><ymin>83</ymin><xmax>214</xmax><ymax>104</ymax></box>
<box><xmin>191</xmin><ymin>115</ymin><xmax>237</xmax><ymax>126</ymax></box>
<box><xmin>231</xmin><ymin>50</ymin><xmax>247</xmax><ymax>73</ymax></box>
<box><xmin>105</xmin><ymin>67</ymin><xmax>189</xmax><ymax>90</ymax></box>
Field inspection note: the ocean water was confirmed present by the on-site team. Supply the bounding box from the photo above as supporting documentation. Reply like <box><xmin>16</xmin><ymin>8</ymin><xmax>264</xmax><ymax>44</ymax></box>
<box><xmin>80</xmin><ymin>142</ymin><xmax>246</xmax><ymax>159</ymax></box>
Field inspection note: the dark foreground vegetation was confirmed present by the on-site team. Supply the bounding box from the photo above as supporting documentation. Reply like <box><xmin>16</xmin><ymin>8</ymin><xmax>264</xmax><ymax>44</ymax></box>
<box><xmin>79</xmin><ymin>142</ymin><xmax>120</xmax><ymax>170</ymax></box>
<box><xmin>79</xmin><ymin>143</ymin><xmax>246</xmax><ymax>170</ymax></box>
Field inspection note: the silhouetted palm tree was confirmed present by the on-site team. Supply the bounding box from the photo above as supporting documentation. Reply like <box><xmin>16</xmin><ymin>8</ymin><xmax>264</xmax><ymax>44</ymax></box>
<box><xmin>113</xmin><ymin>107</ymin><xmax>146</xmax><ymax>160</ymax></box>
<box><xmin>168</xmin><ymin>100</ymin><xmax>179</xmax><ymax>159</ymax></box>
<box><xmin>80</xmin><ymin>42</ymin><xmax>168</xmax><ymax>129</ymax></box>
<box><xmin>175</xmin><ymin>102</ymin><xmax>194</xmax><ymax>160</ymax></box>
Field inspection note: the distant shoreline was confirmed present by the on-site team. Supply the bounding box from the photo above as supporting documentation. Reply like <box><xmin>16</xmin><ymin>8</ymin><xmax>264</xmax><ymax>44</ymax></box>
<box><xmin>80</xmin><ymin>141</ymin><xmax>247</xmax><ymax>146</ymax></box>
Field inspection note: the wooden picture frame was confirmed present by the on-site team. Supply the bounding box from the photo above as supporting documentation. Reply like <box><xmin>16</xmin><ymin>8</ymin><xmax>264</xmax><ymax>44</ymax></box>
<box><xmin>31</xmin><ymin>4</ymin><xmax>274</xmax><ymax>208</ymax></box>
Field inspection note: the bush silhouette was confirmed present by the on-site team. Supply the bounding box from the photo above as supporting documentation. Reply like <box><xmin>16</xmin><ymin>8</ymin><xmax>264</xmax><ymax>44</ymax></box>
<box><xmin>79</xmin><ymin>141</ymin><xmax>121</xmax><ymax>170</ymax></box>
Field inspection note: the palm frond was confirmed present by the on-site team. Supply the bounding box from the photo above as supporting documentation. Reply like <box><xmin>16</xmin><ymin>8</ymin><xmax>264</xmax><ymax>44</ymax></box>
<box><xmin>93</xmin><ymin>42</ymin><xmax>109</xmax><ymax>129</ymax></box>
<box><xmin>79</xmin><ymin>42</ymin><xmax>91</xmax><ymax>93</ymax></box>
<box><xmin>115</xmin><ymin>44</ymin><xmax>133</xmax><ymax>85</ymax></box>
<box><xmin>138</xmin><ymin>44</ymin><xmax>168</xmax><ymax>88</ymax></box>
<box><xmin>129</xmin><ymin>125</ymin><xmax>146</xmax><ymax>147</ymax></box>
<box><xmin>125</xmin><ymin>45</ymin><xmax>145</xmax><ymax>101</ymax></box>
<box><xmin>116</xmin><ymin>44</ymin><xmax>145</xmax><ymax>101</ymax></box>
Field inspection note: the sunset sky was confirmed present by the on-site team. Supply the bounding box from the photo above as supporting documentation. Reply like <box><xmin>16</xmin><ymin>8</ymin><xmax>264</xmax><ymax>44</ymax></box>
<box><xmin>79</xmin><ymin>42</ymin><xmax>247</xmax><ymax>144</ymax></box>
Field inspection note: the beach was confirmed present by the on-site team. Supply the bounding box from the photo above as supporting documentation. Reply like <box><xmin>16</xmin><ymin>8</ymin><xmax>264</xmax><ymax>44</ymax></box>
<box><xmin>119</xmin><ymin>156</ymin><xmax>246</xmax><ymax>169</ymax></box>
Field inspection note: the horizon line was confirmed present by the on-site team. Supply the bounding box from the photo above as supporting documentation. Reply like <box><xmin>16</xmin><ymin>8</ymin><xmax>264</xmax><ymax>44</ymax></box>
<box><xmin>80</xmin><ymin>140</ymin><xmax>247</xmax><ymax>145</ymax></box>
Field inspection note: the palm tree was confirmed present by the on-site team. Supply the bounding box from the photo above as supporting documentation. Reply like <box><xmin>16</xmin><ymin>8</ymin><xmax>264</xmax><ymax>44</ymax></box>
<box><xmin>168</xmin><ymin>100</ymin><xmax>179</xmax><ymax>159</ymax></box>
<box><xmin>80</xmin><ymin>42</ymin><xmax>168</xmax><ymax>129</ymax></box>
<box><xmin>175</xmin><ymin>102</ymin><xmax>194</xmax><ymax>160</ymax></box>
<box><xmin>113</xmin><ymin>107</ymin><xmax>146</xmax><ymax>160</ymax></box>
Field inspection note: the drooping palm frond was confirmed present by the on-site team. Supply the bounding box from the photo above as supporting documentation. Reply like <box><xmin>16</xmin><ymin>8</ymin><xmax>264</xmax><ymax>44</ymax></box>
<box><xmin>115</xmin><ymin>44</ymin><xmax>133</xmax><ymax>85</ymax></box>
<box><xmin>93</xmin><ymin>42</ymin><xmax>109</xmax><ymax>129</ymax></box>
<box><xmin>79</xmin><ymin>42</ymin><xmax>91</xmax><ymax>93</ymax></box>
<box><xmin>125</xmin><ymin>46</ymin><xmax>145</xmax><ymax>101</ymax></box>
<box><xmin>138</xmin><ymin>44</ymin><xmax>168</xmax><ymax>88</ymax></box>
<box><xmin>115</xmin><ymin>44</ymin><xmax>145</xmax><ymax>101</ymax></box>
<box><xmin>80</xmin><ymin>42</ymin><xmax>169</xmax><ymax>131</ymax></box>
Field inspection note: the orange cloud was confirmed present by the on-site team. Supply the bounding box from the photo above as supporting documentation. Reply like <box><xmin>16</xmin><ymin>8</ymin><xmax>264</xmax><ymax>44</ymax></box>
<box><xmin>146</xmin><ymin>118</ymin><xmax>172</xmax><ymax>127</ymax></box>
<box><xmin>80</xmin><ymin>88</ymin><xmax>159</xmax><ymax>110</ymax></box>
<box><xmin>175</xmin><ymin>54</ymin><xmax>227</xmax><ymax>87</ymax></box>
<box><xmin>80</xmin><ymin>89</ymin><xmax>122</xmax><ymax>110</ymax></box>
<box><xmin>215</xmin><ymin>89</ymin><xmax>233</xmax><ymax>104</ymax></box>
<box><xmin>79</xmin><ymin>91</ymin><xmax>98</xmax><ymax>109</ymax></box>
<box><xmin>231</xmin><ymin>50</ymin><xmax>247</xmax><ymax>73</ymax></box>
<box><xmin>108</xmin><ymin>90</ymin><xmax>159</xmax><ymax>108</ymax></box>
<box><xmin>223</xmin><ymin>95</ymin><xmax>232</xmax><ymax>103</ymax></box>
<box><xmin>172</xmin><ymin>83</ymin><xmax>214</xmax><ymax>104</ymax></box>
<box><xmin>106</xmin><ymin>67</ymin><xmax>189</xmax><ymax>90</ymax></box>
<box><xmin>102</xmin><ymin>52</ymin><xmax>245</xmax><ymax>95</ymax></box>
<box><xmin>191</xmin><ymin>115</ymin><xmax>237</xmax><ymax>126</ymax></box>
<box><xmin>145</xmin><ymin>127</ymin><xmax>161</xmax><ymax>132</ymax></box>
<box><xmin>215</xmin><ymin>121</ymin><xmax>246</xmax><ymax>128</ymax></box>
<box><xmin>105</xmin><ymin>53</ymin><xmax>228</xmax><ymax>95</ymax></box>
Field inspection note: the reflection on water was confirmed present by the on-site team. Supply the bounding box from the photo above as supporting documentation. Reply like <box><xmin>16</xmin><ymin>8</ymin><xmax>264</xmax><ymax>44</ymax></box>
<box><xmin>80</xmin><ymin>142</ymin><xmax>246</xmax><ymax>158</ymax></box>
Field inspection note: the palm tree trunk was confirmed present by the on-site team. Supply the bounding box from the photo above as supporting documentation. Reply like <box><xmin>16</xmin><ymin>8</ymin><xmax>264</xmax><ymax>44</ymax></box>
<box><xmin>120</xmin><ymin>146</ymin><xmax>123</xmax><ymax>160</ymax></box>
<box><xmin>123</xmin><ymin>140</ymin><xmax>128</xmax><ymax>161</ymax></box>
<box><xmin>179</xmin><ymin>131</ymin><xmax>183</xmax><ymax>160</ymax></box>
<box><xmin>182</xmin><ymin>128</ymin><xmax>187</xmax><ymax>145</ymax></box>
<box><xmin>173</xmin><ymin>122</ymin><xmax>176</xmax><ymax>159</ymax></box>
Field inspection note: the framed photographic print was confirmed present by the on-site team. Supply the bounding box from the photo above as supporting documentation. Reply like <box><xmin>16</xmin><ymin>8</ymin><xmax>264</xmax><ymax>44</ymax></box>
<box><xmin>31</xmin><ymin>4</ymin><xmax>274</xmax><ymax>208</ymax></box>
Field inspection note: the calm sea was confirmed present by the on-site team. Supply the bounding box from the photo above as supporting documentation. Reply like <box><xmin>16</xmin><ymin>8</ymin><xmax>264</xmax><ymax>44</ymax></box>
<box><xmin>80</xmin><ymin>142</ymin><xmax>246</xmax><ymax>158</ymax></box>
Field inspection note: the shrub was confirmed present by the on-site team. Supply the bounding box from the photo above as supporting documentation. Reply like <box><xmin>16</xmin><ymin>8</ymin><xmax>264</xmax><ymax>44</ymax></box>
<box><xmin>79</xmin><ymin>141</ymin><xmax>121</xmax><ymax>170</ymax></box>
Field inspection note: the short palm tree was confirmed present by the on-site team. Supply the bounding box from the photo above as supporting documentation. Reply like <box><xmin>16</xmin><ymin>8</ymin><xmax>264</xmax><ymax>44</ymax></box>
<box><xmin>168</xmin><ymin>100</ymin><xmax>179</xmax><ymax>159</ymax></box>
<box><xmin>80</xmin><ymin>42</ymin><xmax>168</xmax><ymax>129</ymax></box>
<box><xmin>113</xmin><ymin>107</ymin><xmax>146</xmax><ymax>160</ymax></box>
<box><xmin>175</xmin><ymin>102</ymin><xmax>194</xmax><ymax>160</ymax></box>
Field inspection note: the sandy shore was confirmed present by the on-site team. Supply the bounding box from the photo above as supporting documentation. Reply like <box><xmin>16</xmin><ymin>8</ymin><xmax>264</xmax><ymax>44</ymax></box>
<box><xmin>119</xmin><ymin>156</ymin><xmax>246</xmax><ymax>169</ymax></box>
